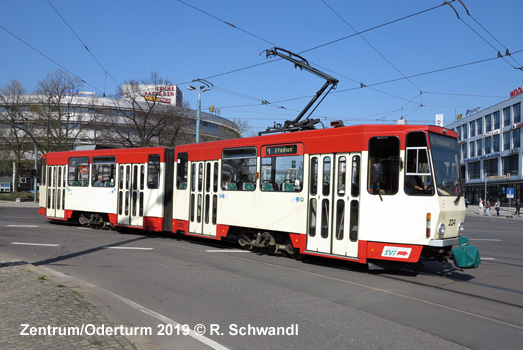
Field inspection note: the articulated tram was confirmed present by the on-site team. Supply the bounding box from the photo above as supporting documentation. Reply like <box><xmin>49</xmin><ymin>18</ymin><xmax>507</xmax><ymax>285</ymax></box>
<box><xmin>38</xmin><ymin>123</ymin><xmax>480</xmax><ymax>269</ymax></box>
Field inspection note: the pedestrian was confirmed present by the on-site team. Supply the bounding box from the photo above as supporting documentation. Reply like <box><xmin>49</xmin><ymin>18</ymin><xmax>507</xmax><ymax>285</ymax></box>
<box><xmin>486</xmin><ymin>200</ymin><xmax>491</xmax><ymax>216</ymax></box>
<box><xmin>494</xmin><ymin>199</ymin><xmax>500</xmax><ymax>216</ymax></box>
<box><xmin>515</xmin><ymin>199</ymin><xmax>521</xmax><ymax>216</ymax></box>
<box><xmin>478</xmin><ymin>199</ymin><xmax>484</xmax><ymax>215</ymax></box>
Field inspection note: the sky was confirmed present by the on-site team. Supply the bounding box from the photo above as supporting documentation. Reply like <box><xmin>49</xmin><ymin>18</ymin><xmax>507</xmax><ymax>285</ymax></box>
<box><xmin>1</xmin><ymin>0</ymin><xmax>523</xmax><ymax>136</ymax></box>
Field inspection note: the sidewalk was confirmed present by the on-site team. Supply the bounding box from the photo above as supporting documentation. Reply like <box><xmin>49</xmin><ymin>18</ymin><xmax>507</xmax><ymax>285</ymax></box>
<box><xmin>0</xmin><ymin>253</ymin><xmax>138</xmax><ymax>349</ymax></box>
<box><xmin>466</xmin><ymin>204</ymin><xmax>522</xmax><ymax>218</ymax></box>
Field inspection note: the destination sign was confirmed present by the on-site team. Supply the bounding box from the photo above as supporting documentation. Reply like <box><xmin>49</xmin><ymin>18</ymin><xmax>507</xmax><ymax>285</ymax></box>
<box><xmin>265</xmin><ymin>145</ymin><xmax>298</xmax><ymax>156</ymax></box>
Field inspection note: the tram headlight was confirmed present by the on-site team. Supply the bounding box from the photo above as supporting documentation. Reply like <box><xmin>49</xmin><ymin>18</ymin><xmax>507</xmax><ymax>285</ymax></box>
<box><xmin>438</xmin><ymin>223</ymin><xmax>446</xmax><ymax>238</ymax></box>
<box><xmin>458</xmin><ymin>222</ymin><xmax>464</xmax><ymax>235</ymax></box>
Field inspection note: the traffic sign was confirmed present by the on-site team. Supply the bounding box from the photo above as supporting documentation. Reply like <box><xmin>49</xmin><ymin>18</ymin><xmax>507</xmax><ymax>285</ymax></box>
<box><xmin>507</xmin><ymin>187</ymin><xmax>514</xmax><ymax>199</ymax></box>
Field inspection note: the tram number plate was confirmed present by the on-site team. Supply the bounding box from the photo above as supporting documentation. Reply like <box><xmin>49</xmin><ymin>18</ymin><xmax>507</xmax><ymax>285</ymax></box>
<box><xmin>382</xmin><ymin>246</ymin><xmax>412</xmax><ymax>259</ymax></box>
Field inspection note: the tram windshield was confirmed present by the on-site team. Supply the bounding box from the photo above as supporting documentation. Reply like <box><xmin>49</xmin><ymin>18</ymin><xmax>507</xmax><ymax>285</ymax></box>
<box><xmin>428</xmin><ymin>133</ymin><xmax>461</xmax><ymax>196</ymax></box>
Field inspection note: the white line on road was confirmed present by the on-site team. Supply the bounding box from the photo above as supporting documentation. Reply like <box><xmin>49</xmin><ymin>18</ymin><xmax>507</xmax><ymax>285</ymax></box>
<box><xmin>102</xmin><ymin>246</ymin><xmax>154</xmax><ymax>250</ymax></box>
<box><xmin>11</xmin><ymin>242</ymin><xmax>60</xmax><ymax>247</ymax></box>
<box><xmin>44</xmin><ymin>269</ymin><xmax>230</xmax><ymax>350</ymax></box>
<box><xmin>469</xmin><ymin>239</ymin><xmax>502</xmax><ymax>241</ymax></box>
<box><xmin>205</xmin><ymin>249</ymin><xmax>250</xmax><ymax>253</ymax></box>
<box><xmin>6</xmin><ymin>225</ymin><xmax>39</xmax><ymax>228</ymax></box>
<box><xmin>481</xmin><ymin>257</ymin><xmax>496</xmax><ymax>261</ymax></box>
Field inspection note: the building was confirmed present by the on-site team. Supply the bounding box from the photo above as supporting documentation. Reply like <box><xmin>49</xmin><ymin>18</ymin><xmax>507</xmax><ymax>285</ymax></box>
<box><xmin>0</xmin><ymin>85</ymin><xmax>241</xmax><ymax>191</ymax></box>
<box><xmin>446</xmin><ymin>86</ymin><xmax>523</xmax><ymax>206</ymax></box>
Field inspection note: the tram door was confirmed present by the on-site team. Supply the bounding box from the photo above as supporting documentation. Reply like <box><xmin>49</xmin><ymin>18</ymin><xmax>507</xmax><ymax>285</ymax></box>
<box><xmin>117</xmin><ymin>164</ymin><xmax>144</xmax><ymax>227</ymax></box>
<box><xmin>307</xmin><ymin>153</ymin><xmax>360</xmax><ymax>258</ymax></box>
<box><xmin>189</xmin><ymin>161</ymin><xmax>218</xmax><ymax>236</ymax></box>
<box><xmin>46</xmin><ymin>165</ymin><xmax>66</xmax><ymax>219</ymax></box>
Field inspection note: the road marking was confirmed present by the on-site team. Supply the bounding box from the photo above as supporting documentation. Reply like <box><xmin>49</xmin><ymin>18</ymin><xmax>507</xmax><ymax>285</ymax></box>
<box><xmin>205</xmin><ymin>249</ymin><xmax>250</xmax><ymax>253</ymax></box>
<box><xmin>42</xmin><ymin>268</ymin><xmax>231</xmax><ymax>350</ymax></box>
<box><xmin>481</xmin><ymin>257</ymin><xmax>496</xmax><ymax>261</ymax></box>
<box><xmin>6</xmin><ymin>225</ymin><xmax>39</xmax><ymax>228</ymax></box>
<box><xmin>102</xmin><ymin>246</ymin><xmax>153</xmax><ymax>251</ymax></box>
<box><xmin>470</xmin><ymin>239</ymin><xmax>502</xmax><ymax>241</ymax></box>
<box><xmin>11</xmin><ymin>242</ymin><xmax>60</xmax><ymax>247</ymax></box>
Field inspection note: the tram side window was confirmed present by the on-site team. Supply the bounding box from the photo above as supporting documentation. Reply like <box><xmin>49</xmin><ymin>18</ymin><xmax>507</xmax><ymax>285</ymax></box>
<box><xmin>147</xmin><ymin>154</ymin><xmax>161</xmax><ymax>189</ymax></box>
<box><xmin>176</xmin><ymin>152</ymin><xmax>188</xmax><ymax>190</ymax></box>
<box><xmin>260</xmin><ymin>155</ymin><xmax>303</xmax><ymax>192</ymax></box>
<box><xmin>222</xmin><ymin>147</ymin><xmax>257</xmax><ymax>191</ymax></box>
<box><xmin>405</xmin><ymin>132</ymin><xmax>433</xmax><ymax>195</ymax></box>
<box><xmin>367</xmin><ymin>137</ymin><xmax>400</xmax><ymax>195</ymax></box>
<box><xmin>68</xmin><ymin>157</ymin><xmax>90</xmax><ymax>187</ymax></box>
<box><xmin>92</xmin><ymin>157</ymin><xmax>116</xmax><ymax>187</ymax></box>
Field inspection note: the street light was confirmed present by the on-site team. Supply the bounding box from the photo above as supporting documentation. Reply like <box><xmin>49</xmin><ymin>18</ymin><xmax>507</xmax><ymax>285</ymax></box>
<box><xmin>187</xmin><ymin>79</ymin><xmax>213</xmax><ymax>143</ymax></box>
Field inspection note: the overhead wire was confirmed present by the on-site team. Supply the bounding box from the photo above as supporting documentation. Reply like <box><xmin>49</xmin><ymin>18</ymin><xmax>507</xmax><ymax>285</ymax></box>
<box><xmin>0</xmin><ymin>24</ymin><xmax>103</xmax><ymax>95</ymax></box>
<box><xmin>46</xmin><ymin>0</ymin><xmax>120</xmax><ymax>95</ymax></box>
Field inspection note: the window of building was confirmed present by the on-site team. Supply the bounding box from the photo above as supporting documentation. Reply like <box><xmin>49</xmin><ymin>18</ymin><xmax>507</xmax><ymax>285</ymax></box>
<box><xmin>493</xmin><ymin>134</ymin><xmax>500</xmax><ymax>152</ymax></box>
<box><xmin>514</xmin><ymin>128</ymin><xmax>521</xmax><ymax>148</ymax></box>
<box><xmin>476</xmin><ymin>118</ymin><xmax>483</xmax><ymax>135</ymax></box>
<box><xmin>147</xmin><ymin>154</ymin><xmax>161</xmax><ymax>189</ymax></box>
<box><xmin>176</xmin><ymin>152</ymin><xmax>188</xmax><ymax>190</ymax></box>
<box><xmin>469</xmin><ymin>141</ymin><xmax>475</xmax><ymax>157</ymax></box>
<box><xmin>461</xmin><ymin>143</ymin><xmax>468</xmax><ymax>159</ymax></box>
<box><xmin>502</xmin><ymin>155</ymin><xmax>519</xmax><ymax>176</ymax></box>
<box><xmin>484</xmin><ymin>137</ymin><xmax>491</xmax><ymax>154</ymax></box>
<box><xmin>503</xmin><ymin>131</ymin><xmax>511</xmax><ymax>151</ymax></box>
<box><xmin>456</xmin><ymin>126</ymin><xmax>462</xmax><ymax>141</ymax></box>
<box><xmin>68</xmin><ymin>157</ymin><xmax>90</xmax><ymax>186</ymax></box>
<box><xmin>493</xmin><ymin>111</ymin><xmax>500</xmax><ymax>129</ymax></box>
<box><xmin>484</xmin><ymin>158</ymin><xmax>498</xmax><ymax>176</ymax></box>
<box><xmin>476</xmin><ymin>139</ymin><xmax>483</xmax><ymax>156</ymax></box>
<box><xmin>503</xmin><ymin>107</ymin><xmax>511</xmax><ymax>126</ymax></box>
<box><xmin>514</xmin><ymin>103</ymin><xmax>521</xmax><ymax>123</ymax></box>
<box><xmin>92</xmin><ymin>157</ymin><xmax>116</xmax><ymax>187</ymax></box>
<box><xmin>468</xmin><ymin>161</ymin><xmax>480</xmax><ymax>180</ymax></box>
<box><xmin>469</xmin><ymin>121</ymin><xmax>475</xmax><ymax>137</ymax></box>
<box><xmin>462</xmin><ymin>123</ymin><xmax>468</xmax><ymax>139</ymax></box>
<box><xmin>368</xmin><ymin>136</ymin><xmax>400</xmax><ymax>195</ymax></box>
<box><xmin>485</xmin><ymin>114</ymin><xmax>492</xmax><ymax>132</ymax></box>
<box><xmin>222</xmin><ymin>147</ymin><xmax>257</xmax><ymax>191</ymax></box>
<box><xmin>260</xmin><ymin>145</ymin><xmax>304</xmax><ymax>192</ymax></box>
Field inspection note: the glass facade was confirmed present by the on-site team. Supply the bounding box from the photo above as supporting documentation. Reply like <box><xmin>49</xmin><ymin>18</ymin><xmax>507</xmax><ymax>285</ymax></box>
<box><xmin>447</xmin><ymin>94</ymin><xmax>523</xmax><ymax>206</ymax></box>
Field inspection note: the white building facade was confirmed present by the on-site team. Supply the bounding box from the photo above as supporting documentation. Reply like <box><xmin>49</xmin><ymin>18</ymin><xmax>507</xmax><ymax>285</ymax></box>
<box><xmin>446</xmin><ymin>87</ymin><xmax>523</xmax><ymax>205</ymax></box>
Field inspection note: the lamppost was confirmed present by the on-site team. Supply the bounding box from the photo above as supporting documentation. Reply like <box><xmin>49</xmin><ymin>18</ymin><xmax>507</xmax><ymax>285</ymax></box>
<box><xmin>187</xmin><ymin>79</ymin><xmax>213</xmax><ymax>143</ymax></box>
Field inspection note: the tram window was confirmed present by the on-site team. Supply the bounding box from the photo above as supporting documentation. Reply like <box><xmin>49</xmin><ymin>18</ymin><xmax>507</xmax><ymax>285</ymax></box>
<box><xmin>321</xmin><ymin>199</ymin><xmax>329</xmax><ymax>238</ymax></box>
<box><xmin>92</xmin><ymin>157</ymin><xmax>116</xmax><ymax>188</ymax></box>
<box><xmin>222</xmin><ymin>147</ymin><xmax>257</xmax><ymax>191</ymax></box>
<box><xmin>191</xmin><ymin>163</ymin><xmax>196</xmax><ymax>191</ymax></box>
<box><xmin>337</xmin><ymin>157</ymin><xmax>346</xmax><ymax>196</ymax></box>
<box><xmin>405</xmin><ymin>132</ymin><xmax>433</xmax><ymax>195</ymax></box>
<box><xmin>335</xmin><ymin>199</ymin><xmax>344</xmax><ymax>240</ymax></box>
<box><xmin>198</xmin><ymin>163</ymin><xmax>203</xmax><ymax>192</ymax></box>
<box><xmin>213</xmin><ymin>162</ymin><xmax>218</xmax><ymax>193</ymax></box>
<box><xmin>176</xmin><ymin>153</ymin><xmax>188</xmax><ymax>190</ymax></box>
<box><xmin>367</xmin><ymin>137</ymin><xmax>400</xmax><ymax>195</ymax></box>
<box><xmin>349</xmin><ymin>200</ymin><xmax>359</xmax><ymax>242</ymax></box>
<box><xmin>260</xmin><ymin>155</ymin><xmax>304</xmax><ymax>192</ymax></box>
<box><xmin>308</xmin><ymin>198</ymin><xmax>317</xmax><ymax>237</ymax></box>
<box><xmin>323</xmin><ymin>157</ymin><xmax>331</xmax><ymax>196</ymax></box>
<box><xmin>147</xmin><ymin>154</ymin><xmax>161</xmax><ymax>189</ymax></box>
<box><xmin>68</xmin><ymin>157</ymin><xmax>90</xmax><ymax>187</ymax></box>
<box><xmin>205</xmin><ymin>163</ymin><xmax>211</xmax><ymax>192</ymax></box>
<box><xmin>351</xmin><ymin>155</ymin><xmax>361</xmax><ymax>197</ymax></box>
<box><xmin>212</xmin><ymin>194</ymin><xmax>217</xmax><ymax>225</ymax></box>
<box><xmin>310</xmin><ymin>157</ymin><xmax>318</xmax><ymax>196</ymax></box>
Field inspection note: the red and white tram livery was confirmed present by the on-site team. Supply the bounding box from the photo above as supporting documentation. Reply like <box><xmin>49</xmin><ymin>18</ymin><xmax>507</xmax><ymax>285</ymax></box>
<box><xmin>39</xmin><ymin>124</ymin><xmax>480</xmax><ymax>269</ymax></box>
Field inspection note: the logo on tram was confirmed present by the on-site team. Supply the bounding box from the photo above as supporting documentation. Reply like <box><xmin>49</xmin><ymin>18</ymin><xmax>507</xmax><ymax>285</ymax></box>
<box><xmin>382</xmin><ymin>246</ymin><xmax>412</xmax><ymax>259</ymax></box>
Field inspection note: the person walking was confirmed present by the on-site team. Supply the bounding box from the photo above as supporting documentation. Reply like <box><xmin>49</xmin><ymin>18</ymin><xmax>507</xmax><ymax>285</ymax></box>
<box><xmin>486</xmin><ymin>200</ymin><xmax>491</xmax><ymax>216</ymax></box>
<box><xmin>495</xmin><ymin>199</ymin><xmax>500</xmax><ymax>216</ymax></box>
<box><xmin>515</xmin><ymin>199</ymin><xmax>521</xmax><ymax>216</ymax></box>
<box><xmin>478</xmin><ymin>199</ymin><xmax>484</xmax><ymax>215</ymax></box>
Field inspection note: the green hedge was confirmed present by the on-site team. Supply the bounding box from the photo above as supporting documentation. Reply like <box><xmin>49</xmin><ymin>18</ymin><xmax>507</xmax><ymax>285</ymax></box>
<box><xmin>0</xmin><ymin>192</ymin><xmax>35</xmax><ymax>201</ymax></box>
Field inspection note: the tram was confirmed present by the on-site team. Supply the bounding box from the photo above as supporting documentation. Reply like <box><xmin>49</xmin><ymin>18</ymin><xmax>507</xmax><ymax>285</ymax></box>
<box><xmin>38</xmin><ymin>123</ymin><xmax>480</xmax><ymax>269</ymax></box>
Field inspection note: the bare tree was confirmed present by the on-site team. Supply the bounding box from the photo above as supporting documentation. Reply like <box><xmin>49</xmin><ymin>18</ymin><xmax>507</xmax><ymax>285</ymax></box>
<box><xmin>33</xmin><ymin>70</ymin><xmax>93</xmax><ymax>152</ymax></box>
<box><xmin>100</xmin><ymin>71</ymin><xmax>189</xmax><ymax>147</ymax></box>
<box><xmin>0</xmin><ymin>79</ymin><xmax>35</xmax><ymax>191</ymax></box>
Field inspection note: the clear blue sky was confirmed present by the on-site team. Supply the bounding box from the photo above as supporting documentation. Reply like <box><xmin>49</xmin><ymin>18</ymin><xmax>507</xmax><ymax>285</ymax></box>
<box><xmin>1</xmin><ymin>0</ymin><xmax>523</xmax><ymax>135</ymax></box>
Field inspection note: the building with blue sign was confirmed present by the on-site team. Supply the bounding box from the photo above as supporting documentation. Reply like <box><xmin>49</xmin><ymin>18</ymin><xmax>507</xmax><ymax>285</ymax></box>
<box><xmin>446</xmin><ymin>88</ymin><xmax>523</xmax><ymax>206</ymax></box>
